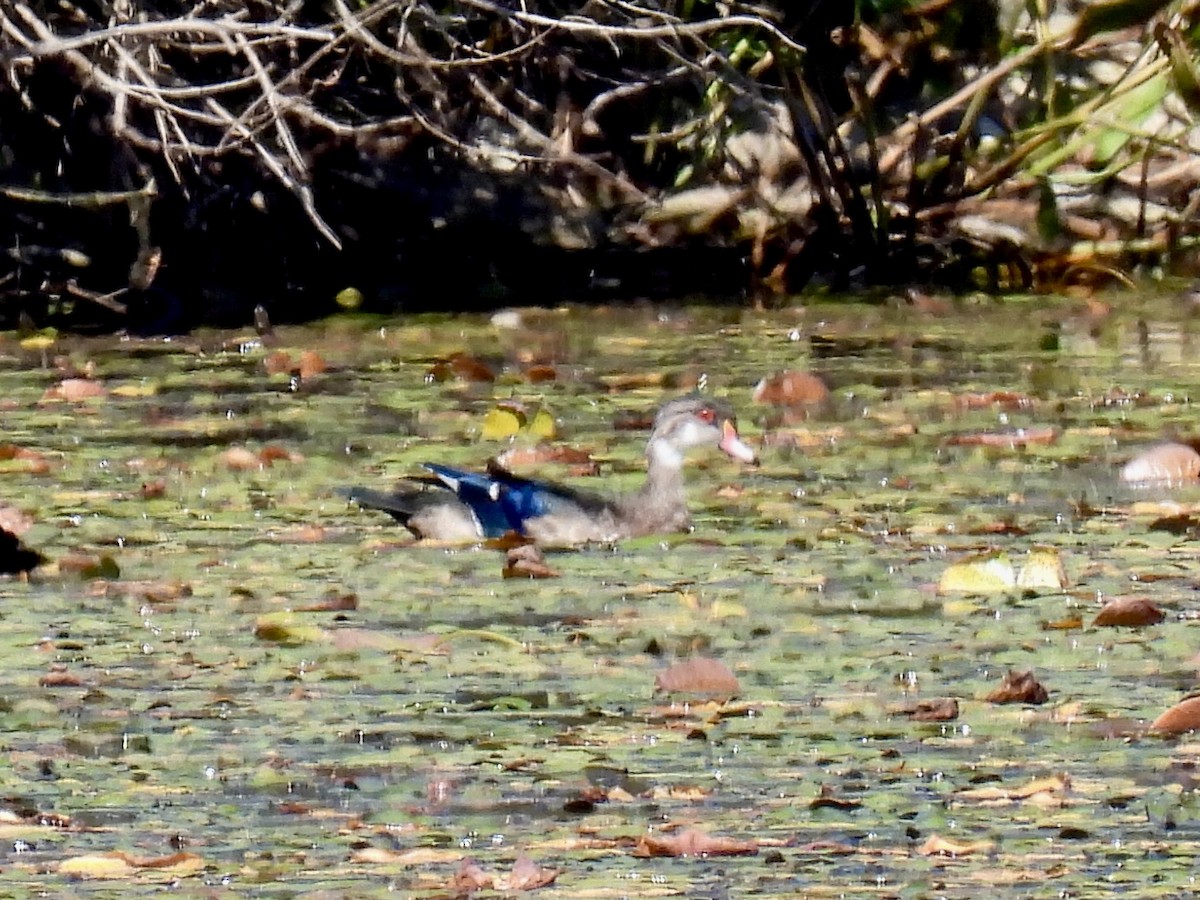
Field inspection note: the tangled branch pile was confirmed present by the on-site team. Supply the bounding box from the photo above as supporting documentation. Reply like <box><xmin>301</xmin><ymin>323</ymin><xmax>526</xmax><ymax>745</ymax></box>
<box><xmin>0</xmin><ymin>0</ymin><xmax>1197</xmax><ymax>328</ymax></box>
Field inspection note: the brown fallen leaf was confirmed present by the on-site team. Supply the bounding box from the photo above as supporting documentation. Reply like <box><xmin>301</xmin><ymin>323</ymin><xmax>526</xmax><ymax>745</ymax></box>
<box><xmin>1121</xmin><ymin>442</ymin><xmax>1200</xmax><ymax>485</ymax></box>
<box><xmin>634</xmin><ymin>826</ymin><xmax>758</xmax><ymax>858</ymax></box>
<box><xmin>1093</xmin><ymin>596</ymin><xmax>1166</xmax><ymax>628</ymax></box>
<box><xmin>298</xmin><ymin>350</ymin><xmax>327</xmax><ymax>379</ymax></box>
<box><xmin>39</xmin><ymin>665</ymin><xmax>85</xmax><ymax>687</ymax></box>
<box><xmin>752</xmin><ymin>370</ymin><xmax>830</xmax><ymax>407</ymax></box>
<box><xmin>944</xmin><ymin>426</ymin><xmax>1058</xmax><ymax>449</ymax></box>
<box><xmin>100</xmin><ymin>580</ymin><xmax>192</xmax><ymax>603</ymax></box>
<box><xmin>259</xmin><ymin>444</ymin><xmax>304</xmax><ymax>465</ymax></box>
<box><xmin>57</xmin><ymin>553</ymin><xmax>120</xmax><ymax>579</ymax></box>
<box><xmin>58</xmin><ymin>850</ymin><xmax>203</xmax><ymax>877</ymax></box>
<box><xmin>452</xmin><ymin>858</ymin><xmax>493</xmax><ymax>892</ymax></box>
<box><xmin>503</xmin><ymin>544</ymin><xmax>559</xmax><ymax>579</ymax></box>
<box><xmin>809</xmin><ymin>784</ymin><xmax>861</xmax><ymax>811</ymax></box>
<box><xmin>1150</xmin><ymin>696</ymin><xmax>1200</xmax><ymax>735</ymax></box>
<box><xmin>0</xmin><ymin>445</ymin><xmax>52</xmax><ymax>475</ymax></box>
<box><xmin>494</xmin><ymin>444</ymin><xmax>597</xmax><ymax>475</ymax></box>
<box><xmin>58</xmin><ymin>853</ymin><xmax>134</xmax><ymax>878</ymax></box>
<box><xmin>953</xmin><ymin>391</ymin><xmax>1035</xmax><ymax>411</ymax></box>
<box><xmin>219</xmin><ymin>447</ymin><xmax>262</xmax><ymax>471</ymax></box>
<box><xmin>296</xmin><ymin>591</ymin><xmax>357</xmax><ymax>613</ymax></box>
<box><xmin>958</xmin><ymin>773</ymin><xmax>1070</xmax><ymax>803</ymax></box>
<box><xmin>986</xmin><ymin>670</ymin><xmax>1049</xmax><ymax>705</ymax></box>
<box><xmin>496</xmin><ymin>854</ymin><xmax>561</xmax><ymax>891</ymax></box>
<box><xmin>902</xmin><ymin>698</ymin><xmax>960</xmax><ymax>721</ymax></box>
<box><xmin>448</xmin><ymin>855</ymin><xmax>559</xmax><ymax>893</ymax></box>
<box><xmin>264</xmin><ymin>350</ymin><xmax>294</xmax><ymax>376</ymax></box>
<box><xmin>140</xmin><ymin>479</ymin><xmax>167</xmax><ymax>500</ymax></box>
<box><xmin>918</xmin><ymin>834</ymin><xmax>992</xmax><ymax>856</ymax></box>
<box><xmin>427</xmin><ymin>352</ymin><xmax>495</xmax><ymax>383</ymax></box>
<box><xmin>654</xmin><ymin>657</ymin><xmax>741</xmax><ymax>699</ymax></box>
<box><xmin>288</xmin><ymin>525</ymin><xmax>328</xmax><ymax>543</ymax></box>
<box><xmin>42</xmin><ymin>378</ymin><xmax>106</xmax><ymax>403</ymax></box>
<box><xmin>1147</xmin><ymin>514</ymin><xmax>1198</xmax><ymax>535</ymax></box>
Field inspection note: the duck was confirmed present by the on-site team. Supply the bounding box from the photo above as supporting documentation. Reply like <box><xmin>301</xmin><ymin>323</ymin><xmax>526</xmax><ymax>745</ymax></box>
<box><xmin>340</xmin><ymin>395</ymin><xmax>757</xmax><ymax>545</ymax></box>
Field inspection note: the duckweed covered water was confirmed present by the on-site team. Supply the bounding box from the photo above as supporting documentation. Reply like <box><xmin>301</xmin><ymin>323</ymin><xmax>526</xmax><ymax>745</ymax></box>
<box><xmin>0</xmin><ymin>298</ymin><xmax>1199</xmax><ymax>895</ymax></box>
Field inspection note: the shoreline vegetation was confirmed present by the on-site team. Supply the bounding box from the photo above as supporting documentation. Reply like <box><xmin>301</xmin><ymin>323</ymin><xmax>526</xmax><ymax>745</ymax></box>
<box><xmin>1</xmin><ymin>0</ymin><xmax>1197</xmax><ymax>329</ymax></box>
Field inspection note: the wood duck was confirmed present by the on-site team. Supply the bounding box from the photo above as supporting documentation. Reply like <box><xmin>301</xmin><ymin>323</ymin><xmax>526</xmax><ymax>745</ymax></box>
<box><xmin>341</xmin><ymin>396</ymin><xmax>757</xmax><ymax>545</ymax></box>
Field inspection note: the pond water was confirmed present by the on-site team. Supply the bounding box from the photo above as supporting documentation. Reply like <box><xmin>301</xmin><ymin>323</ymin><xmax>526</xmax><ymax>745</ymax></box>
<box><xmin>2</xmin><ymin>297</ymin><xmax>1200</xmax><ymax>895</ymax></box>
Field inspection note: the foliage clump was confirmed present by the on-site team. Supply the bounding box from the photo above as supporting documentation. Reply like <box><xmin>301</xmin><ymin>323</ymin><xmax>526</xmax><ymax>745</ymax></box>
<box><xmin>0</xmin><ymin>0</ymin><xmax>1197</xmax><ymax>326</ymax></box>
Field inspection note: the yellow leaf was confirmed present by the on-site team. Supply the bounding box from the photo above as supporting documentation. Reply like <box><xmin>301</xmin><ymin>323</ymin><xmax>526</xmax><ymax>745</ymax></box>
<box><xmin>111</xmin><ymin>383</ymin><xmax>158</xmax><ymax>398</ymax></box>
<box><xmin>708</xmin><ymin>600</ymin><xmax>748</xmax><ymax>619</ymax></box>
<box><xmin>527</xmin><ymin>407</ymin><xmax>557</xmax><ymax>440</ymax></box>
<box><xmin>19</xmin><ymin>331</ymin><xmax>57</xmax><ymax>351</ymax></box>
<box><xmin>58</xmin><ymin>853</ymin><xmax>134</xmax><ymax>878</ymax></box>
<box><xmin>942</xmin><ymin>598</ymin><xmax>981</xmax><ymax>617</ymax></box>
<box><xmin>1017</xmin><ymin>548</ymin><xmax>1068</xmax><ymax>590</ymax></box>
<box><xmin>938</xmin><ymin>553</ymin><xmax>1016</xmax><ymax>595</ymax></box>
<box><xmin>253</xmin><ymin>612</ymin><xmax>326</xmax><ymax>645</ymax></box>
<box><xmin>481</xmin><ymin>407</ymin><xmax>524</xmax><ymax>440</ymax></box>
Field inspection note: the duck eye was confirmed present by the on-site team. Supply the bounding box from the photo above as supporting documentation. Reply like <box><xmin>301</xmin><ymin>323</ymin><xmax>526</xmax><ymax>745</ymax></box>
<box><xmin>696</xmin><ymin>407</ymin><xmax>716</xmax><ymax>423</ymax></box>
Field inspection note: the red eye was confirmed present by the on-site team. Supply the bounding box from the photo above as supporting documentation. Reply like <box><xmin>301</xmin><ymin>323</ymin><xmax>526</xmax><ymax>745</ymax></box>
<box><xmin>697</xmin><ymin>407</ymin><xmax>716</xmax><ymax>424</ymax></box>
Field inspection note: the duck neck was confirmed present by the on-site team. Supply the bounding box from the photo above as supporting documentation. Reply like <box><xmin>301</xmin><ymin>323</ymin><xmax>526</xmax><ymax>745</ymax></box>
<box><xmin>637</xmin><ymin>438</ymin><xmax>686</xmax><ymax>502</ymax></box>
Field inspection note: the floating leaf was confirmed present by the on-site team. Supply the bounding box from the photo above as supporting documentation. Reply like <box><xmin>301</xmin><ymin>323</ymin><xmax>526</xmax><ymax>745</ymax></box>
<box><xmin>634</xmin><ymin>826</ymin><xmax>758</xmax><ymax>858</ymax></box>
<box><xmin>986</xmin><ymin>670</ymin><xmax>1049</xmax><ymax>705</ymax></box>
<box><xmin>1150</xmin><ymin>696</ymin><xmax>1200</xmax><ymax>735</ymax></box>
<box><xmin>58</xmin><ymin>853</ymin><xmax>134</xmax><ymax>878</ymax></box>
<box><xmin>254</xmin><ymin>612</ymin><xmax>325</xmax><ymax>645</ymax></box>
<box><xmin>944</xmin><ymin>427</ymin><xmax>1058</xmax><ymax>449</ymax></box>
<box><xmin>809</xmin><ymin>785</ymin><xmax>862</xmax><ymax>810</ymax></box>
<box><xmin>42</xmin><ymin>378</ymin><xmax>106</xmax><ymax>403</ymax></box>
<box><xmin>654</xmin><ymin>657</ymin><xmax>741</xmax><ymax>698</ymax></box>
<box><xmin>494</xmin><ymin>444</ymin><xmax>597</xmax><ymax>475</ymax></box>
<box><xmin>481</xmin><ymin>406</ymin><xmax>523</xmax><ymax>440</ymax></box>
<box><xmin>503</xmin><ymin>544</ymin><xmax>559</xmax><ymax>579</ymax></box>
<box><xmin>19</xmin><ymin>332</ymin><xmax>56</xmax><ymax>352</ymax></box>
<box><xmin>447</xmin><ymin>854</ymin><xmax>560</xmax><ymax>892</ymax></box>
<box><xmin>1017</xmin><ymin>548</ymin><xmax>1068</xmax><ymax>590</ymax></box>
<box><xmin>1094</xmin><ymin>596</ymin><xmax>1165</xmax><ymax>627</ymax></box>
<box><xmin>58</xmin><ymin>553</ymin><xmax>120</xmax><ymax>580</ymax></box>
<box><xmin>900</xmin><ymin>698</ymin><xmax>959</xmax><ymax>721</ymax></box>
<box><xmin>752</xmin><ymin>370</ymin><xmax>830</xmax><ymax>406</ymax></box>
<box><xmin>527</xmin><ymin>407</ymin><xmax>557</xmax><ymax>440</ymax></box>
<box><xmin>1121</xmin><ymin>442</ymin><xmax>1200</xmax><ymax>485</ymax></box>
<box><xmin>938</xmin><ymin>553</ymin><xmax>1017</xmax><ymax>595</ymax></box>
<box><xmin>298</xmin><ymin>350</ymin><xmax>327</xmax><ymax>379</ymax></box>
<box><xmin>140</xmin><ymin>479</ymin><xmax>167</xmax><ymax>500</ymax></box>
<box><xmin>219</xmin><ymin>447</ymin><xmax>262</xmax><ymax>471</ymax></box>
<box><xmin>918</xmin><ymin>835</ymin><xmax>992</xmax><ymax>856</ymax></box>
<box><xmin>258</xmin><ymin>445</ymin><xmax>304</xmax><ymax>465</ymax></box>
<box><xmin>427</xmin><ymin>352</ymin><xmax>495</xmax><ymax>383</ymax></box>
<box><xmin>296</xmin><ymin>591</ymin><xmax>357</xmax><ymax>612</ymax></box>
<box><xmin>958</xmin><ymin>773</ymin><xmax>1070</xmax><ymax>803</ymax></box>
<box><xmin>264</xmin><ymin>350</ymin><xmax>294</xmax><ymax>376</ymax></box>
<box><xmin>953</xmin><ymin>391</ymin><xmax>1035</xmax><ymax>411</ymax></box>
<box><xmin>496</xmin><ymin>854</ymin><xmax>561</xmax><ymax>892</ymax></box>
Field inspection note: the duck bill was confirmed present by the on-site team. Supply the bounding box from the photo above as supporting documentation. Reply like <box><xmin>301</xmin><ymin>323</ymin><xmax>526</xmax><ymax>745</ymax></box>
<box><xmin>719</xmin><ymin>420</ymin><xmax>758</xmax><ymax>464</ymax></box>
